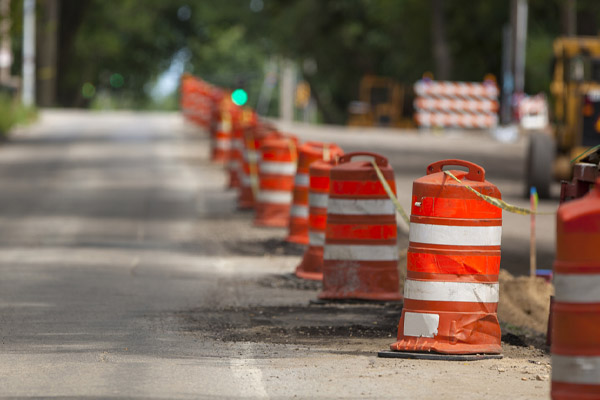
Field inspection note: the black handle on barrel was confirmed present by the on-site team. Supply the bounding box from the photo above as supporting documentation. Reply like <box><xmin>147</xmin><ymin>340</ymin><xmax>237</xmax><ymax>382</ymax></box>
<box><xmin>338</xmin><ymin>152</ymin><xmax>388</xmax><ymax>166</ymax></box>
<box><xmin>426</xmin><ymin>159</ymin><xmax>485</xmax><ymax>182</ymax></box>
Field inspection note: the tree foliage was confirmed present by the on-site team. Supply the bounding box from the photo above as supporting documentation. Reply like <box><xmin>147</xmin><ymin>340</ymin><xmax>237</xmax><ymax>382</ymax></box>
<box><xmin>8</xmin><ymin>0</ymin><xmax>600</xmax><ymax>121</ymax></box>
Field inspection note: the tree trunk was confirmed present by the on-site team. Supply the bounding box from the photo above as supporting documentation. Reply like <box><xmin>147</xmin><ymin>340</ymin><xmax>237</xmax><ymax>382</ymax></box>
<box><xmin>37</xmin><ymin>0</ymin><xmax>59</xmax><ymax>106</ymax></box>
<box><xmin>431</xmin><ymin>0</ymin><xmax>452</xmax><ymax>80</ymax></box>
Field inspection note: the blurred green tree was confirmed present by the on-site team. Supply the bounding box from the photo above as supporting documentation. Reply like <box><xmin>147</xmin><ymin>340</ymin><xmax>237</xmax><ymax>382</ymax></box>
<box><xmin>8</xmin><ymin>0</ymin><xmax>597</xmax><ymax>121</ymax></box>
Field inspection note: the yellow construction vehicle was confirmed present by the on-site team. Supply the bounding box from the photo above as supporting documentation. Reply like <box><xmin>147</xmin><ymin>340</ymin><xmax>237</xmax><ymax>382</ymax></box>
<box><xmin>347</xmin><ymin>75</ymin><xmax>413</xmax><ymax>128</ymax></box>
<box><xmin>526</xmin><ymin>36</ymin><xmax>600</xmax><ymax>198</ymax></box>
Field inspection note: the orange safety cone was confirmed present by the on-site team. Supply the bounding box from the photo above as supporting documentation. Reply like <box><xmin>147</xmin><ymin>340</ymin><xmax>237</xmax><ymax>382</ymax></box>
<box><xmin>382</xmin><ymin>159</ymin><xmax>503</xmax><ymax>360</ymax></box>
<box><xmin>551</xmin><ymin>177</ymin><xmax>600</xmax><ymax>399</ymax></box>
<box><xmin>286</xmin><ymin>142</ymin><xmax>344</xmax><ymax>244</ymax></box>
<box><xmin>295</xmin><ymin>158</ymin><xmax>339</xmax><ymax>280</ymax></box>
<box><xmin>237</xmin><ymin>125</ymin><xmax>280</xmax><ymax>210</ymax></box>
<box><xmin>254</xmin><ymin>135</ymin><xmax>298</xmax><ymax>227</ymax></box>
<box><xmin>318</xmin><ymin>152</ymin><xmax>402</xmax><ymax>301</ymax></box>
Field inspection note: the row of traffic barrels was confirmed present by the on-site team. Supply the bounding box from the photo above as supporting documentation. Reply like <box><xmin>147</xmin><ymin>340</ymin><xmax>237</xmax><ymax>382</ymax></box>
<box><xmin>197</xmin><ymin>86</ymin><xmax>505</xmax><ymax>358</ymax></box>
<box><xmin>182</xmin><ymin>75</ymin><xmax>600</xmax><ymax>399</ymax></box>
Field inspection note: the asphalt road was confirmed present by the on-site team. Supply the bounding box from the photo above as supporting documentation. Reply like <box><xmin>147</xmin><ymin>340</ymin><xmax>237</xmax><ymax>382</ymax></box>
<box><xmin>0</xmin><ymin>111</ymin><xmax>551</xmax><ymax>399</ymax></box>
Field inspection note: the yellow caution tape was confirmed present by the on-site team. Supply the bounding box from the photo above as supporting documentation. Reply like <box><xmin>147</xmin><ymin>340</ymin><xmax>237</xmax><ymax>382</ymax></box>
<box><xmin>444</xmin><ymin>171</ymin><xmax>554</xmax><ymax>216</ymax></box>
<box><xmin>323</xmin><ymin>143</ymin><xmax>330</xmax><ymax>162</ymax></box>
<box><xmin>571</xmin><ymin>144</ymin><xmax>600</xmax><ymax>163</ymax></box>
<box><xmin>370</xmin><ymin>160</ymin><xmax>410</xmax><ymax>225</ymax></box>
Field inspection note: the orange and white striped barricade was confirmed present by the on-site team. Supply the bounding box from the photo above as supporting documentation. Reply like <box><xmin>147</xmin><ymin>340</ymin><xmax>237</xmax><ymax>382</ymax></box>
<box><xmin>286</xmin><ymin>142</ymin><xmax>344</xmax><ymax>244</ymax></box>
<box><xmin>295</xmin><ymin>159</ymin><xmax>337</xmax><ymax>280</ymax></box>
<box><xmin>381</xmin><ymin>159</ymin><xmax>502</xmax><ymax>360</ymax></box>
<box><xmin>318</xmin><ymin>152</ymin><xmax>401</xmax><ymax>301</ymax></box>
<box><xmin>237</xmin><ymin>125</ymin><xmax>279</xmax><ymax>209</ymax></box>
<box><xmin>551</xmin><ymin>178</ymin><xmax>600</xmax><ymax>399</ymax></box>
<box><xmin>254</xmin><ymin>135</ymin><xmax>298</xmax><ymax>227</ymax></box>
<box><xmin>518</xmin><ymin>94</ymin><xmax>549</xmax><ymax>131</ymax></box>
<box><xmin>414</xmin><ymin>80</ymin><xmax>499</xmax><ymax>129</ymax></box>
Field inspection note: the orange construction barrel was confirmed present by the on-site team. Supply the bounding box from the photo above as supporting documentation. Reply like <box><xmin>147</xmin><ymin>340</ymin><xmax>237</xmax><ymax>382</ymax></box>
<box><xmin>237</xmin><ymin>125</ymin><xmax>279</xmax><ymax>210</ymax></box>
<box><xmin>254</xmin><ymin>135</ymin><xmax>298</xmax><ymax>227</ymax></box>
<box><xmin>385</xmin><ymin>159</ymin><xmax>502</xmax><ymax>358</ymax></box>
<box><xmin>295</xmin><ymin>158</ymin><xmax>337</xmax><ymax>280</ymax></box>
<box><xmin>551</xmin><ymin>178</ymin><xmax>600</xmax><ymax>399</ymax></box>
<box><xmin>318</xmin><ymin>152</ymin><xmax>401</xmax><ymax>301</ymax></box>
<box><xmin>211</xmin><ymin>97</ymin><xmax>234</xmax><ymax>163</ymax></box>
<box><xmin>286</xmin><ymin>142</ymin><xmax>344</xmax><ymax>244</ymax></box>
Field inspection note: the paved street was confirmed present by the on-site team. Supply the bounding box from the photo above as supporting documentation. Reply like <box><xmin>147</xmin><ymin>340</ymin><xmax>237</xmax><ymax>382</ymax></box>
<box><xmin>0</xmin><ymin>111</ymin><xmax>552</xmax><ymax>399</ymax></box>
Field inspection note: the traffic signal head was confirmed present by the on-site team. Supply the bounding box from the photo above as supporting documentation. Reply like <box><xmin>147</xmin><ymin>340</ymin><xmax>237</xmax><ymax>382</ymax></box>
<box><xmin>231</xmin><ymin>89</ymin><xmax>248</xmax><ymax>106</ymax></box>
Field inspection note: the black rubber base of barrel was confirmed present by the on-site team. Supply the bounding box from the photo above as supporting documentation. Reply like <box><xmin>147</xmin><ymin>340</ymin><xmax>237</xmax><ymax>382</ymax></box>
<box><xmin>309</xmin><ymin>298</ymin><xmax>402</xmax><ymax>306</ymax></box>
<box><xmin>377</xmin><ymin>350</ymin><xmax>503</xmax><ymax>361</ymax></box>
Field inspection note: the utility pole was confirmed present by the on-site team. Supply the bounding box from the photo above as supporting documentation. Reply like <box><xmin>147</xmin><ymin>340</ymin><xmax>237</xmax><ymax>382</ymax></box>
<box><xmin>38</xmin><ymin>0</ymin><xmax>59</xmax><ymax>106</ymax></box>
<box><xmin>501</xmin><ymin>24</ymin><xmax>514</xmax><ymax>125</ymax></box>
<box><xmin>22</xmin><ymin>0</ymin><xmax>35</xmax><ymax>106</ymax></box>
<box><xmin>512</xmin><ymin>0</ymin><xmax>528</xmax><ymax>94</ymax></box>
<box><xmin>563</xmin><ymin>0</ymin><xmax>576</xmax><ymax>36</ymax></box>
<box><xmin>0</xmin><ymin>0</ymin><xmax>12</xmax><ymax>85</ymax></box>
<box><xmin>279</xmin><ymin>59</ymin><xmax>296</xmax><ymax>122</ymax></box>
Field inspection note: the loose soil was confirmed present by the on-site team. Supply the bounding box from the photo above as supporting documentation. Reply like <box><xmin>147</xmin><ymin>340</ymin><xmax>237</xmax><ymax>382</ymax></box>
<box><xmin>178</xmin><ymin>294</ymin><xmax>548</xmax><ymax>360</ymax></box>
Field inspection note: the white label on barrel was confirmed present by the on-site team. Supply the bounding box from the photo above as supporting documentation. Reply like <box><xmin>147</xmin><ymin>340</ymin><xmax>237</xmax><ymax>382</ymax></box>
<box><xmin>403</xmin><ymin>312</ymin><xmax>439</xmax><ymax>338</ymax></box>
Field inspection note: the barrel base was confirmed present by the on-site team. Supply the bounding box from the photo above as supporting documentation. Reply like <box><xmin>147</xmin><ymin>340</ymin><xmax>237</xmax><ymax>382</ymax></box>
<box><xmin>254</xmin><ymin>204</ymin><xmax>290</xmax><ymax>227</ymax></box>
<box><xmin>552</xmin><ymin>382</ymin><xmax>600</xmax><ymax>400</ymax></box>
<box><xmin>286</xmin><ymin>219</ymin><xmax>309</xmax><ymax>244</ymax></box>
<box><xmin>390</xmin><ymin>340</ymin><xmax>502</xmax><ymax>355</ymax></box>
<box><xmin>318</xmin><ymin>291</ymin><xmax>402</xmax><ymax>302</ymax></box>
<box><xmin>295</xmin><ymin>246</ymin><xmax>324</xmax><ymax>280</ymax></box>
<box><xmin>378</xmin><ymin>350</ymin><xmax>502</xmax><ymax>361</ymax></box>
<box><xmin>286</xmin><ymin>233</ymin><xmax>309</xmax><ymax>245</ymax></box>
<box><xmin>227</xmin><ymin>170</ymin><xmax>241</xmax><ymax>189</ymax></box>
<box><xmin>237</xmin><ymin>187</ymin><xmax>255</xmax><ymax>209</ymax></box>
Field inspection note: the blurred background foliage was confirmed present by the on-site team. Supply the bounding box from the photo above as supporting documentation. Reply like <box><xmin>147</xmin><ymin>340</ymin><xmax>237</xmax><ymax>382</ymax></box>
<box><xmin>7</xmin><ymin>0</ymin><xmax>600</xmax><ymax>123</ymax></box>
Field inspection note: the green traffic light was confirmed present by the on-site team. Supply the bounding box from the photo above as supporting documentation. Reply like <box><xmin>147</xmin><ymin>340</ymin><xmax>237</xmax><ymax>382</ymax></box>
<box><xmin>231</xmin><ymin>89</ymin><xmax>248</xmax><ymax>106</ymax></box>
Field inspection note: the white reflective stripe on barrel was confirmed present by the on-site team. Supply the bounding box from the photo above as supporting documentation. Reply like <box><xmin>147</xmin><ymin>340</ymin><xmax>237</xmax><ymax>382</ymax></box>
<box><xmin>257</xmin><ymin>190</ymin><xmax>293</xmax><ymax>204</ymax></box>
<box><xmin>309</xmin><ymin>231</ymin><xmax>325</xmax><ymax>246</ymax></box>
<box><xmin>309</xmin><ymin>193</ymin><xmax>328</xmax><ymax>208</ymax></box>
<box><xmin>218</xmin><ymin>121</ymin><xmax>232</xmax><ymax>132</ymax></box>
<box><xmin>232</xmin><ymin>140</ymin><xmax>244</xmax><ymax>150</ymax></box>
<box><xmin>241</xmin><ymin>174</ymin><xmax>258</xmax><ymax>186</ymax></box>
<box><xmin>215</xmin><ymin>140</ymin><xmax>231</xmax><ymax>150</ymax></box>
<box><xmin>409</xmin><ymin>223</ymin><xmax>502</xmax><ymax>246</ymax></box>
<box><xmin>327</xmin><ymin>198</ymin><xmax>395</xmax><ymax>215</ymax></box>
<box><xmin>323</xmin><ymin>245</ymin><xmax>398</xmax><ymax>261</ymax></box>
<box><xmin>403</xmin><ymin>279</ymin><xmax>499</xmax><ymax>303</ymax></box>
<box><xmin>553</xmin><ymin>273</ymin><xmax>600</xmax><ymax>303</ymax></box>
<box><xmin>403</xmin><ymin>312</ymin><xmax>439</xmax><ymax>338</ymax></box>
<box><xmin>294</xmin><ymin>173</ymin><xmax>309</xmax><ymax>187</ymax></box>
<box><xmin>290</xmin><ymin>205</ymin><xmax>309</xmax><ymax>218</ymax></box>
<box><xmin>259</xmin><ymin>161</ymin><xmax>297</xmax><ymax>176</ymax></box>
<box><xmin>244</xmin><ymin>151</ymin><xmax>259</xmax><ymax>163</ymax></box>
<box><xmin>228</xmin><ymin>159</ymin><xmax>241</xmax><ymax>169</ymax></box>
<box><xmin>552</xmin><ymin>354</ymin><xmax>600</xmax><ymax>385</ymax></box>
